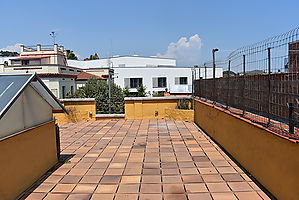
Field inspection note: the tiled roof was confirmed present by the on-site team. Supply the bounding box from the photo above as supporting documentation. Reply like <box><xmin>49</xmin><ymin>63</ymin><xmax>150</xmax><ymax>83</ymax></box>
<box><xmin>37</xmin><ymin>73</ymin><xmax>77</xmax><ymax>78</ymax></box>
<box><xmin>76</xmin><ymin>71</ymin><xmax>104</xmax><ymax>80</ymax></box>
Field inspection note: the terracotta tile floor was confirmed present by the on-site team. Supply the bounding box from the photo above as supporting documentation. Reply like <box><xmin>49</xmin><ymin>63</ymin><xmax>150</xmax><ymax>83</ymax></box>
<box><xmin>23</xmin><ymin>119</ymin><xmax>270</xmax><ymax>200</ymax></box>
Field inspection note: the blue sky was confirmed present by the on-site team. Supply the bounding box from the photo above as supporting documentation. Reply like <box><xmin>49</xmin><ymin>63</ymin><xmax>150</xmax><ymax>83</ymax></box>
<box><xmin>1</xmin><ymin>0</ymin><xmax>298</xmax><ymax>65</ymax></box>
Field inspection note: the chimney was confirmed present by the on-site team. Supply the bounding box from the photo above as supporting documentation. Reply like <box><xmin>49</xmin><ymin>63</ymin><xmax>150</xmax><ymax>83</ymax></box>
<box><xmin>20</xmin><ymin>45</ymin><xmax>24</xmax><ymax>53</ymax></box>
<box><xmin>54</xmin><ymin>44</ymin><xmax>58</xmax><ymax>52</ymax></box>
<box><xmin>36</xmin><ymin>44</ymin><xmax>41</xmax><ymax>51</ymax></box>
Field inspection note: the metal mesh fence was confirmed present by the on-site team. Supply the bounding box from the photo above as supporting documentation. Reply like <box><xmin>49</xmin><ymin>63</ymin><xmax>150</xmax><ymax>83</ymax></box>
<box><xmin>96</xmin><ymin>97</ymin><xmax>124</xmax><ymax>114</ymax></box>
<box><xmin>194</xmin><ymin>27</ymin><xmax>299</xmax><ymax>138</ymax></box>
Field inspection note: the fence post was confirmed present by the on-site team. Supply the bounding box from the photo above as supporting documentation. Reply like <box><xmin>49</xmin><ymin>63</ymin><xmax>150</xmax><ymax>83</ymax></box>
<box><xmin>267</xmin><ymin>47</ymin><xmax>271</xmax><ymax>125</ymax></box>
<box><xmin>108</xmin><ymin>70</ymin><xmax>112</xmax><ymax>114</ymax></box>
<box><xmin>204</xmin><ymin>64</ymin><xmax>207</xmax><ymax>101</ymax></box>
<box><xmin>227</xmin><ymin>60</ymin><xmax>231</xmax><ymax>109</ymax></box>
<box><xmin>242</xmin><ymin>55</ymin><xmax>246</xmax><ymax>116</ymax></box>
<box><xmin>212</xmin><ymin>49</ymin><xmax>218</xmax><ymax>102</ymax></box>
<box><xmin>204</xmin><ymin>64</ymin><xmax>207</xmax><ymax>79</ymax></box>
<box><xmin>288</xmin><ymin>103</ymin><xmax>294</xmax><ymax>134</ymax></box>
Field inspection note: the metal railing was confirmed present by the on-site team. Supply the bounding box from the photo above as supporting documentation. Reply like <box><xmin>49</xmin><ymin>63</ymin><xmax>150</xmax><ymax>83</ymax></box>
<box><xmin>194</xmin><ymin>27</ymin><xmax>299</xmax><ymax>138</ymax></box>
<box><xmin>96</xmin><ymin>97</ymin><xmax>124</xmax><ymax>114</ymax></box>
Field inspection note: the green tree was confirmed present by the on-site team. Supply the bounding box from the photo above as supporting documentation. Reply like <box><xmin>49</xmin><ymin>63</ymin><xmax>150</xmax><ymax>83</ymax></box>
<box><xmin>123</xmin><ymin>87</ymin><xmax>133</xmax><ymax>97</ymax></box>
<box><xmin>153</xmin><ymin>92</ymin><xmax>164</xmax><ymax>97</ymax></box>
<box><xmin>66</xmin><ymin>50</ymin><xmax>78</xmax><ymax>60</ymax></box>
<box><xmin>84</xmin><ymin>53</ymin><xmax>100</xmax><ymax>61</ymax></box>
<box><xmin>68</xmin><ymin>78</ymin><xmax>124</xmax><ymax>114</ymax></box>
<box><xmin>223</xmin><ymin>70</ymin><xmax>236</xmax><ymax>77</ymax></box>
<box><xmin>123</xmin><ymin>85</ymin><xmax>147</xmax><ymax>97</ymax></box>
<box><xmin>136</xmin><ymin>85</ymin><xmax>147</xmax><ymax>97</ymax></box>
<box><xmin>0</xmin><ymin>50</ymin><xmax>19</xmax><ymax>57</ymax></box>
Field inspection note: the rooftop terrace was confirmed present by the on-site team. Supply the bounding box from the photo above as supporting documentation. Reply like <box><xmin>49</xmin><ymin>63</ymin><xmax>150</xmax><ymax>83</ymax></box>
<box><xmin>21</xmin><ymin>119</ymin><xmax>269</xmax><ymax>200</ymax></box>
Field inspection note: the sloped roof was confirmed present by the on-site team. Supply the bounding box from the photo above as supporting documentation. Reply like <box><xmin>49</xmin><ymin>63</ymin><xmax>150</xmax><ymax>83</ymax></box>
<box><xmin>76</xmin><ymin>71</ymin><xmax>104</xmax><ymax>80</ymax></box>
<box><xmin>0</xmin><ymin>73</ymin><xmax>67</xmax><ymax>120</ymax></box>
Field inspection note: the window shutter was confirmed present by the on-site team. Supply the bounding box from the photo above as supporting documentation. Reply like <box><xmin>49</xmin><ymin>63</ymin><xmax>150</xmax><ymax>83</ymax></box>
<box><xmin>153</xmin><ymin>77</ymin><xmax>158</xmax><ymax>88</ymax></box>
<box><xmin>175</xmin><ymin>77</ymin><xmax>179</xmax><ymax>85</ymax></box>
<box><xmin>124</xmin><ymin>78</ymin><xmax>130</xmax><ymax>88</ymax></box>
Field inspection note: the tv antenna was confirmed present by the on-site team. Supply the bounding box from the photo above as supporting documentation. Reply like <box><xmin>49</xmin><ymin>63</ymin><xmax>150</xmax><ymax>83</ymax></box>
<box><xmin>49</xmin><ymin>31</ymin><xmax>56</xmax><ymax>44</ymax></box>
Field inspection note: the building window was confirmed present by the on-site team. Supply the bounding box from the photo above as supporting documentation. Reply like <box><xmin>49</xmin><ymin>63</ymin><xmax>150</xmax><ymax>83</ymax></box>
<box><xmin>62</xmin><ymin>86</ymin><xmax>66</xmax><ymax>98</ymax></box>
<box><xmin>130</xmin><ymin>78</ymin><xmax>142</xmax><ymax>88</ymax></box>
<box><xmin>175</xmin><ymin>77</ymin><xmax>188</xmax><ymax>85</ymax></box>
<box><xmin>125</xmin><ymin>78</ymin><xmax>143</xmax><ymax>88</ymax></box>
<box><xmin>71</xmin><ymin>86</ymin><xmax>74</xmax><ymax>95</ymax></box>
<box><xmin>21</xmin><ymin>60</ymin><xmax>29</xmax><ymax>65</ymax></box>
<box><xmin>153</xmin><ymin>77</ymin><xmax>167</xmax><ymax>88</ymax></box>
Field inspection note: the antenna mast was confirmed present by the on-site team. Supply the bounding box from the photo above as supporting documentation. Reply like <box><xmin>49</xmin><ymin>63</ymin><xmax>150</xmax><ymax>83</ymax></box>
<box><xmin>49</xmin><ymin>31</ymin><xmax>56</xmax><ymax>44</ymax></box>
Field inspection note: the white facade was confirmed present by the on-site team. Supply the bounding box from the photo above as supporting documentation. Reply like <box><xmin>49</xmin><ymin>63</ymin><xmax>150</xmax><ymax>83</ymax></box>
<box><xmin>67</xmin><ymin>56</ymin><xmax>191</xmax><ymax>94</ymax></box>
<box><xmin>0</xmin><ymin>44</ymin><xmax>80</xmax><ymax>99</ymax></box>
<box><xmin>68</xmin><ymin>56</ymin><xmax>223</xmax><ymax>95</ymax></box>
<box><xmin>195</xmin><ymin>67</ymin><xmax>223</xmax><ymax>79</ymax></box>
<box><xmin>42</xmin><ymin>77</ymin><xmax>76</xmax><ymax>98</ymax></box>
<box><xmin>113</xmin><ymin>66</ymin><xmax>193</xmax><ymax>94</ymax></box>
<box><xmin>67</xmin><ymin>55</ymin><xmax>176</xmax><ymax>68</ymax></box>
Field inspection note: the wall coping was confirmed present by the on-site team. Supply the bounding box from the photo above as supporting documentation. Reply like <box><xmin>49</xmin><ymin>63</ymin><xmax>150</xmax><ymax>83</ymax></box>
<box><xmin>59</xmin><ymin>98</ymin><xmax>96</xmax><ymax>102</ymax></box>
<box><xmin>124</xmin><ymin>96</ymin><xmax>192</xmax><ymax>101</ymax></box>
<box><xmin>96</xmin><ymin>114</ymin><xmax>125</xmax><ymax>118</ymax></box>
<box><xmin>194</xmin><ymin>98</ymin><xmax>299</xmax><ymax>143</ymax></box>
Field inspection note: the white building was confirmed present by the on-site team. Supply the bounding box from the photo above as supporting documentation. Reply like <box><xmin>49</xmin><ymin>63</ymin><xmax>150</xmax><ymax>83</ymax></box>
<box><xmin>114</xmin><ymin>66</ymin><xmax>192</xmax><ymax>94</ymax></box>
<box><xmin>0</xmin><ymin>44</ymin><xmax>81</xmax><ymax>98</ymax></box>
<box><xmin>68</xmin><ymin>56</ymin><xmax>223</xmax><ymax>95</ymax></box>
<box><xmin>67</xmin><ymin>55</ymin><xmax>176</xmax><ymax>68</ymax></box>
<box><xmin>0</xmin><ymin>45</ymin><xmax>223</xmax><ymax>97</ymax></box>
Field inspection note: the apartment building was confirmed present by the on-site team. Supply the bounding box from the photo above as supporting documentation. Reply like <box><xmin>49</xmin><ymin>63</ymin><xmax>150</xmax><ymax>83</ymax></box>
<box><xmin>68</xmin><ymin>56</ymin><xmax>223</xmax><ymax>95</ymax></box>
<box><xmin>0</xmin><ymin>44</ymin><xmax>81</xmax><ymax>98</ymax></box>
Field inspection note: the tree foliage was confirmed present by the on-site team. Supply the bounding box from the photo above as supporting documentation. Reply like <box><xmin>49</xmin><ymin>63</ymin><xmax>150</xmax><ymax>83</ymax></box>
<box><xmin>66</xmin><ymin>50</ymin><xmax>78</xmax><ymax>60</ymax></box>
<box><xmin>136</xmin><ymin>85</ymin><xmax>147</xmax><ymax>97</ymax></box>
<box><xmin>68</xmin><ymin>78</ymin><xmax>124</xmax><ymax>114</ymax></box>
<box><xmin>67</xmin><ymin>79</ymin><xmax>149</xmax><ymax>113</ymax></box>
<box><xmin>84</xmin><ymin>53</ymin><xmax>99</xmax><ymax>61</ymax></box>
<box><xmin>0</xmin><ymin>50</ymin><xmax>19</xmax><ymax>57</ymax></box>
<box><xmin>223</xmin><ymin>70</ymin><xmax>236</xmax><ymax>77</ymax></box>
<box><xmin>123</xmin><ymin>85</ymin><xmax>147</xmax><ymax>97</ymax></box>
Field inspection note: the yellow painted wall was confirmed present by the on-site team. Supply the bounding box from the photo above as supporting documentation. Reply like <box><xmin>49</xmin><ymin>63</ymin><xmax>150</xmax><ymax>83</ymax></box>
<box><xmin>0</xmin><ymin>121</ymin><xmax>58</xmax><ymax>200</ymax></box>
<box><xmin>125</xmin><ymin>99</ymin><xmax>194</xmax><ymax>121</ymax></box>
<box><xmin>194</xmin><ymin>100</ymin><xmax>299</xmax><ymax>200</ymax></box>
<box><xmin>54</xmin><ymin>100</ymin><xmax>96</xmax><ymax>123</ymax></box>
<box><xmin>165</xmin><ymin>108</ymin><xmax>194</xmax><ymax>121</ymax></box>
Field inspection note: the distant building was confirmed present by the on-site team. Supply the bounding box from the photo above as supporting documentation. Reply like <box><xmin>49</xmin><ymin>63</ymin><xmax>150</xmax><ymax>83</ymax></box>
<box><xmin>67</xmin><ymin>55</ymin><xmax>176</xmax><ymax>68</ymax></box>
<box><xmin>69</xmin><ymin>56</ymin><xmax>223</xmax><ymax>95</ymax></box>
<box><xmin>0</xmin><ymin>44</ymin><xmax>82</xmax><ymax>98</ymax></box>
<box><xmin>0</xmin><ymin>45</ymin><xmax>224</xmax><ymax>97</ymax></box>
<box><xmin>76</xmin><ymin>71</ymin><xmax>105</xmax><ymax>89</ymax></box>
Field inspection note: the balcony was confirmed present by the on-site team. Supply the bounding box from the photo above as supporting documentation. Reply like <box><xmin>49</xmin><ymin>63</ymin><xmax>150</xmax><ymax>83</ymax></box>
<box><xmin>169</xmin><ymin>85</ymin><xmax>192</xmax><ymax>94</ymax></box>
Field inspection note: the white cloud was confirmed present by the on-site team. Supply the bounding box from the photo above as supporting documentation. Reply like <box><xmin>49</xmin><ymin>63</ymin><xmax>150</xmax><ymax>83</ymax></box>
<box><xmin>1</xmin><ymin>43</ymin><xmax>23</xmax><ymax>52</ymax></box>
<box><xmin>158</xmin><ymin>34</ymin><xmax>202</xmax><ymax>66</ymax></box>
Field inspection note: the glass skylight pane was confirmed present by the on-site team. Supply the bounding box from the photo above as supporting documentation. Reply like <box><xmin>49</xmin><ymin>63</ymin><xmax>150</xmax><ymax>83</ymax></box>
<box><xmin>0</xmin><ymin>74</ymin><xmax>32</xmax><ymax>116</ymax></box>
